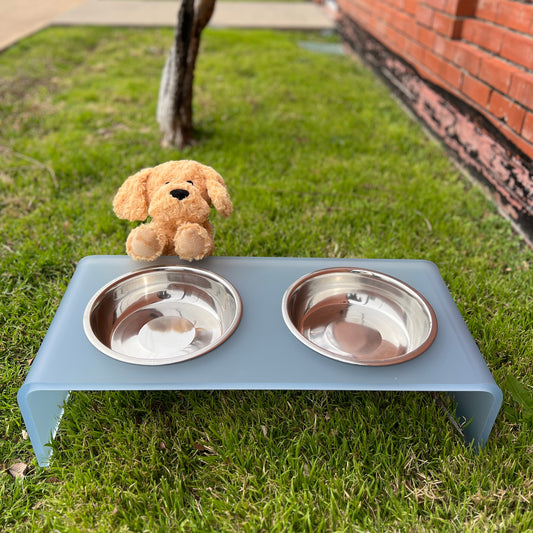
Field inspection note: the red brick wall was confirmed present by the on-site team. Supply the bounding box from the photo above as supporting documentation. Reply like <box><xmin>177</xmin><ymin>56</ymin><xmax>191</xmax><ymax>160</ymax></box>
<box><xmin>337</xmin><ymin>0</ymin><xmax>533</xmax><ymax>159</ymax></box>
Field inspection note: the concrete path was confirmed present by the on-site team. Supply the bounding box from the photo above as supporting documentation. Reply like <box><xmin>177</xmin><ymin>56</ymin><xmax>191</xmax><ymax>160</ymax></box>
<box><xmin>0</xmin><ymin>0</ymin><xmax>87</xmax><ymax>51</ymax></box>
<box><xmin>1</xmin><ymin>1</ymin><xmax>335</xmax><ymax>52</ymax></box>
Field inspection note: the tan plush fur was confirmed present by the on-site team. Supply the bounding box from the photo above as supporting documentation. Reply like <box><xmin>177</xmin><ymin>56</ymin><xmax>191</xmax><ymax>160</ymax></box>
<box><xmin>113</xmin><ymin>160</ymin><xmax>232</xmax><ymax>261</ymax></box>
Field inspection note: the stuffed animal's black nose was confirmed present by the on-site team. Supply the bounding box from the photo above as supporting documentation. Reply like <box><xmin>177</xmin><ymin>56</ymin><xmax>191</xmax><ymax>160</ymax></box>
<box><xmin>170</xmin><ymin>189</ymin><xmax>189</xmax><ymax>200</ymax></box>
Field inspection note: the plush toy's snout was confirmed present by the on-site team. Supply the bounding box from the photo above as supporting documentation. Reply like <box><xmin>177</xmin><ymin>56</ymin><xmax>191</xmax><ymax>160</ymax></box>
<box><xmin>113</xmin><ymin>160</ymin><xmax>232</xmax><ymax>262</ymax></box>
<box><xmin>170</xmin><ymin>189</ymin><xmax>190</xmax><ymax>200</ymax></box>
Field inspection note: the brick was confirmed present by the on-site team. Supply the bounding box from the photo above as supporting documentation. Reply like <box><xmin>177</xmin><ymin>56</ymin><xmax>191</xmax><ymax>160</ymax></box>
<box><xmin>504</xmin><ymin>126</ymin><xmax>533</xmax><ymax>159</ymax></box>
<box><xmin>475</xmin><ymin>0</ymin><xmax>499</xmax><ymax>22</ymax></box>
<box><xmin>438</xmin><ymin>0</ymin><xmax>477</xmax><ymax>16</ymax></box>
<box><xmin>377</xmin><ymin>1</ymin><xmax>395</xmax><ymax>24</ymax></box>
<box><xmin>407</xmin><ymin>40</ymin><xmax>426</xmax><ymax>63</ymax></box>
<box><xmin>461</xmin><ymin>74</ymin><xmax>492</xmax><ymax>107</ymax></box>
<box><xmin>521</xmin><ymin>112</ymin><xmax>533</xmax><ymax>144</ymax></box>
<box><xmin>489</xmin><ymin>91</ymin><xmax>526</xmax><ymax>133</ymax></box>
<box><xmin>479</xmin><ymin>55</ymin><xmax>518</xmax><ymax>94</ymax></box>
<box><xmin>337</xmin><ymin>0</ymin><xmax>367</xmax><ymax>22</ymax></box>
<box><xmin>423</xmin><ymin>48</ymin><xmax>445</xmax><ymax>74</ymax></box>
<box><xmin>416</xmin><ymin>4</ymin><xmax>435</xmax><ymax>27</ymax></box>
<box><xmin>462</xmin><ymin>20</ymin><xmax>505</xmax><ymax>54</ymax></box>
<box><xmin>460</xmin><ymin>18</ymin><xmax>477</xmax><ymax>42</ymax></box>
<box><xmin>403</xmin><ymin>17</ymin><xmax>418</xmax><ymax>38</ymax></box>
<box><xmin>509</xmin><ymin>72</ymin><xmax>533</xmax><ymax>110</ymax></box>
<box><xmin>454</xmin><ymin>0</ymin><xmax>477</xmax><ymax>17</ymax></box>
<box><xmin>500</xmin><ymin>33</ymin><xmax>533</xmax><ymax>71</ymax></box>
<box><xmin>418</xmin><ymin>63</ymin><xmax>443</xmax><ymax>87</ymax></box>
<box><xmin>390</xmin><ymin>10</ymin><xmax>412</xmax><ymax>33</ymax></box>
<box><xmin>432</xmin><ymin>11</ymin><xmax>462</xmax><ymax>38</ymax></box>
<box><xmin>355</xmin><ymin>11</ymin><xmax>373</xmax><ymax>30</ymax></box>
<box><xmin>423</xmin><ymin>0</ymin><xmax>447</xmax><ymax>10</ymax></box>
<box><xmin>440</xmin><ymin>60</ymin><xmax>463</xmax><ymax>89</ymax></box>
<box><xmin>386</xmin><ymin>25</ymin><xmax>408</xmax><ymax>51</ymax></box>
<box><xmin>416</xmin><ymin>25</ymin><xmax>437</xmax><ymax>49</ymax></box>
<box><xmin>453</xmin><ymin>42</ymin><xmax>485</xmax><ymax>75</ymax></box>
<box><xmin>403</xmin><ymin>0</ymin><xmax>418</xmax><ymax>16</ymax></box>
<box><xmin>434</xmin><ymin>34</ymin><xmax>457</xmax><ymax>62</ymax></box>
<box><xmin>496</xmin><ymin>1</ymin><xmax>533</xmax><ymax>34</ymax></box>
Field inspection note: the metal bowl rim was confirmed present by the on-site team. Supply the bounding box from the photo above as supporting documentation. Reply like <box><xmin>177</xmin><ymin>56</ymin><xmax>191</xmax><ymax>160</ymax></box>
<box><xmin>83</xmin><ymin>265</ymin><xmax>243</xmax><ymax>365</ymax></box>
<box><xmin>281</xmin><ymin>267</ymin><xmax>438</xmax><ymax>366</ymax></box>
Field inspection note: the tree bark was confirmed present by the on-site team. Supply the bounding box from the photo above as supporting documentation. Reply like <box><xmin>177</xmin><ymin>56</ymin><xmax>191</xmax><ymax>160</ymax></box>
<box><xmin>157</xmin><ymin>0</ymin><xmax>216</xmax><ymax>148</ymax></box>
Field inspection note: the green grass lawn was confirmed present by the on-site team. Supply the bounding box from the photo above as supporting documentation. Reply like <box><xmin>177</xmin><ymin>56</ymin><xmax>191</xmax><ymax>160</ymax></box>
<box><xmin>1</xmin><ymin>26</ymin><xmax>532</xmax><ymax>531</ymax></box>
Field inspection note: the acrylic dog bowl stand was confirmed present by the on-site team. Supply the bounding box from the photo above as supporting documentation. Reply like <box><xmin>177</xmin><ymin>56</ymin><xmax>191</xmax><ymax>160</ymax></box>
<box><xmin>18</xmin><ymin>256</ymin><xmax>502</xmax><ymax>467</ymax></box>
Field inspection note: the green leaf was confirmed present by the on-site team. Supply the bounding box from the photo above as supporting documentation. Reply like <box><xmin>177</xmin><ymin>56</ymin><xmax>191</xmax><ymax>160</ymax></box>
<box><xmin>503</xmin><ymin>375</ymin><xmax>533</xmax><ymax>420</ymax></box>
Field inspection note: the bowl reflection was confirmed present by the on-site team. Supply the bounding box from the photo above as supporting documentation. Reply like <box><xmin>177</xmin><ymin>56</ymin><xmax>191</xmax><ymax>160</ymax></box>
<box><xmin>84</xmin><ymin>266</ymin><xmax>242</xmax><ymax>365</ymax></box>
<box><xmin>282</xmin><ymin>268</ymin><xmax>437</xmax><ymax>366</ymax></box>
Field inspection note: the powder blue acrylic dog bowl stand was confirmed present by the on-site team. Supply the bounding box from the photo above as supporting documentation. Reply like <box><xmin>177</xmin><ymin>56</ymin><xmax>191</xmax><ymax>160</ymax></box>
<box><xmin>18</xmin><ymin>256</ymin><xmax>502</xmax><ymax>467</ymax></box>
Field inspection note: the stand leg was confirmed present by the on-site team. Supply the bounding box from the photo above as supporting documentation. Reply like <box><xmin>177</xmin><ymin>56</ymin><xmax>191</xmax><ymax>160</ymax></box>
<box><xmin>17</xmin><ymin>387</ymin><xmax>70</xmax><ymax>467</ymax></box>
<box><xmin>449</xmin><ymin>388</ymin><xmax>503</xmax><ymax>450</ymax></box>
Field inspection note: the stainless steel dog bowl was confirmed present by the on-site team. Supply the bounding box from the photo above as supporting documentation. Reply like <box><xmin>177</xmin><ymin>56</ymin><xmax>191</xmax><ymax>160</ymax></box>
<box><xmin>282</xmin><ymin>268</ymin><xmax>437</xmax><ymax>366</ymax></box>
<box><xmin>84</xmin><ymin>266</ymin><xmax>242</xmax><ymax>365</ymax></box>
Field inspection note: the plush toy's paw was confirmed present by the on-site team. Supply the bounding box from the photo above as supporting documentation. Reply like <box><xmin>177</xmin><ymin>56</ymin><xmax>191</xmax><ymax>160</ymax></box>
<box><xmin>126</xmin><ymin>225</ymin><xmax>164</xmax><ymax>261</ymax></box>
<box><xmin>174</xmin><ymin>223</ymin><xmax>214</xmax><ymax>261</ymax></box>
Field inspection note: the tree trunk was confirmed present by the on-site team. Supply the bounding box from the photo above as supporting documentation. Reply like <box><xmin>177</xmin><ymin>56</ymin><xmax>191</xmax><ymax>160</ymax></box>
<box><xmin>157</xmin><ymin>0</ymin><xmax>216</xmax><ymax>148</ymax></box>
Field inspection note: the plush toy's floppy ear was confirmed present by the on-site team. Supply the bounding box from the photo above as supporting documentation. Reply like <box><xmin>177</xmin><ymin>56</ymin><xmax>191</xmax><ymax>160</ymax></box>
<box><xmin>204</xmin><ymin>168</ymin><xmax>233</xmax><ymax>218</ymax></box>
<box><xmin>113</xmin><ymin>168</ymin><xmax>152</xmax><ymax>221</ymax></box>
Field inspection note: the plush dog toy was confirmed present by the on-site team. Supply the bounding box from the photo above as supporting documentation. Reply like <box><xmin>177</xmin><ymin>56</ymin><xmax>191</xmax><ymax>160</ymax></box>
<box><xmin>113</xmin><ymin>160</ymin><xmax>232</xmax><ymax>261</ymax></box>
